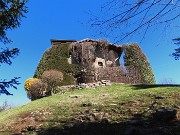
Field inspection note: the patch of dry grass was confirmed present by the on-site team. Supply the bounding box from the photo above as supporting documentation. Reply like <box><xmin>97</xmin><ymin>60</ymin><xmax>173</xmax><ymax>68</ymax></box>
<box><xmin>0</xmin><ymin>84</ymin><xmax>179</xmax><ymax>134</ymax></box>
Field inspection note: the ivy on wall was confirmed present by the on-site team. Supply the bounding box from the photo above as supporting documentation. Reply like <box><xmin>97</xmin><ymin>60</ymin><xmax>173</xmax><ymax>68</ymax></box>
<box><xmin>34</xmin><ymin>41</ymin><xmax>155</xmax><ymax>85</ymax></box>
<box><xmin>34</xmin><ymin>44</ymin><xmax>80</xmax><ymax>86</ymax></box>
<box><xmin>123</xmin><ymin>43</ymin><xmax>156</xmax><ymax>84</ymax></box>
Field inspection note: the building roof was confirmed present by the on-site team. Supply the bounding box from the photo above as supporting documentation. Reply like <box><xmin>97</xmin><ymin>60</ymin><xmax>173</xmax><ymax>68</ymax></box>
<box><xmin>50</xmin><ymin>39</ymin><xmax>123</xmax><ymax>52</ymax></box>
<box><xmin>51</xmin><ymin>39</ymin><xmax>77</xmax><ymax>45</ymax></box>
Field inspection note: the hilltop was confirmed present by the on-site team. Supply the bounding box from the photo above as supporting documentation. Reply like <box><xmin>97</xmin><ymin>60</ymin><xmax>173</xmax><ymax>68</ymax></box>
<box><xmin>0</xmin><ymin>84</ymin><xmax>179</xmax><ymax>135</ymax></box>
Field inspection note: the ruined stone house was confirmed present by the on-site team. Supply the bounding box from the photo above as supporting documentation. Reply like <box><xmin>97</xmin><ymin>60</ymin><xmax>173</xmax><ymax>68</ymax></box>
<box><xmin>51</xmin><ymin>39</ymin><xmax>143</xmax><ymax>84</ymax></box>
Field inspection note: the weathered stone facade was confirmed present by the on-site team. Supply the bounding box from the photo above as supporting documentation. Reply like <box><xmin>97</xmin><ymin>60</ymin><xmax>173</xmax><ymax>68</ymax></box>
<box><xmin>82</xmin><ymin>66</ymin><xmax>142</xmax><ymax>84</ymax></box>
<box><xmin>51</xmin><ymin>39</ymin><xmax>143</xmax><ymax>84</ymax></box>
<box><xmin>70</xmin><ymin>39</ymin><xmax>122</xmax><ymax>69</ymax></box>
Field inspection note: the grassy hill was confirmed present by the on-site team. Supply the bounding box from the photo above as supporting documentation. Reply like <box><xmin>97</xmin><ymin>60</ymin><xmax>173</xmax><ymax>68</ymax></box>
<box><xmin>0</xmin><ymin>84</ymin><xmax>179</xmax><ymax>135</ymax></box>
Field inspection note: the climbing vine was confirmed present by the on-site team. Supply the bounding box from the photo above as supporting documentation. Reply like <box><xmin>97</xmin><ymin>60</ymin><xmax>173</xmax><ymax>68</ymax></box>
<box><xmin>123</xmin><ymin>43</ymin><xmax>156</xmax><ymax>84</ymax></box>
<box><xmin>34</xmin><ymin>43</ymin><xmax>80</xmax><ymax>86</ymax></box>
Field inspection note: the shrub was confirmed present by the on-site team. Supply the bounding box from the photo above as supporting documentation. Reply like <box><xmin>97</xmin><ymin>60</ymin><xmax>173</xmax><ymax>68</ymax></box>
<box><xmin>28</xmin><ymin>79</ymin><xmax>47</xmax><ymax>100</ymax></box>
<box><xmin>41</xmin><ymin>70</ymin><xmax>64</xmax><ymax>94</ymax></box>
<box><xmin>123</xmin><ymin>43</ymin><xmax>156</xmax><ymax>84</ymax></box>
<box><xmin>24</xmin><ymin>78</ymin><xmax>39</xmax><ymax>91</ymax></box>
<box><xmin>24</xmin><ymin>78</ymin><xmax>47</xmax><ymax>100</ymax></box>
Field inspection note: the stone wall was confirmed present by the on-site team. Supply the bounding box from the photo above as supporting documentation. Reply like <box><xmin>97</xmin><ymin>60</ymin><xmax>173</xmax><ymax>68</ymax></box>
<box><xmin>70</xmin><ymin>39</ymin><xmax>123</xmax><ymax>69</ymax></box>
<box><xmin>49</xmin><ymin>39</ymin><xmax>149</xmax><ymax>84</ymax></box>
<box><xmin>68</xmin><ymin>39</ymin><xmax>144</xmax><ymax>84</ymax></box>
<box><xmin>82</xmin><ymin>66</ymin><xmax>142</xmax><ymax>84</ymax></box>
<box><xmin>55</xmin><ymin>80</ymin><xmax>112</xmax><ymax>94</ymax></box>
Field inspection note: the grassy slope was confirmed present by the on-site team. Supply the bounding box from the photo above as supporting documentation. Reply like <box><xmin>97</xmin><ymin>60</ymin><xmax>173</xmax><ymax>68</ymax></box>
<box><xmin>0</xmin><ymin>84</ymin><xmax>179</xmax><ymax>134</ymax></box>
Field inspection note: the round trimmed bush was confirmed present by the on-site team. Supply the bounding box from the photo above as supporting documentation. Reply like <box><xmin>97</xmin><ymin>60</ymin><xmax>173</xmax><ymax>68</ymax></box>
<box><xmin>41</xmin><ymin>70</ymin><xmax>64</xmax><ymax>94</ymax></box>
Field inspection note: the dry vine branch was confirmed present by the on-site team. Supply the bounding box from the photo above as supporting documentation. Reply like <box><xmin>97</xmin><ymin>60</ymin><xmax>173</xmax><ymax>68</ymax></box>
<box><xmin>90</xmin><ymin>0</ymin><xmax>180</xmax><ymax>43</ymax></box>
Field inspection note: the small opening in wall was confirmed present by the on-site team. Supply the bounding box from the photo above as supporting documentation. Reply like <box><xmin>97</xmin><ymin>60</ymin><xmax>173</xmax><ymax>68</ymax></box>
<box><xmin>98</xmin><ymin>62</ymin><xmax>103</xmax><ymax>67</ymax></box>
<box><xmin>120</xmin><ymin>52</ymin><xmax>125</xmax><ymax>66</ymax></box>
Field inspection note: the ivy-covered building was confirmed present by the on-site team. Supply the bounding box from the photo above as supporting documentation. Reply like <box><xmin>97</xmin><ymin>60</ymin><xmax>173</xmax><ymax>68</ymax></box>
<box><xmin>34</xmin><ymin>39</ymin><xmax>156</xmax><ymax>85</ymax></box>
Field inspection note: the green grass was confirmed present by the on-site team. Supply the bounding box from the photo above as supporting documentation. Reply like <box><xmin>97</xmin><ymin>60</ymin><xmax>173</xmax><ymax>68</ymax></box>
<box><xmin>0</xmin><ymin>84</ymin><xmax>179</xmax><ymax>134</ymax></box>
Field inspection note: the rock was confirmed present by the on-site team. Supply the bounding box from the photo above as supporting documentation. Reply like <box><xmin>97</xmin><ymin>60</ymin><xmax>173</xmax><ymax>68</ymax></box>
<box><xmin>88</xmin><ymin>115</ymin><xmax>95</xmax><ymax>122</ymax></box>
<box><xmin>109</xmin><ymin>103</ymin><xmax>117</xmax><ymax>106</ymax></box>
<box><xmin>176</xmin><ymin>110</ymin><xmax>180</xmax><ymax>120</ymax></box>
<box><xmin>102</xmin><ymin>94</ymin><xmax>108</xmax><ymax>96</ymax></box>
<box><xmin>105</xmin><ymin>82</ymin><xmax>112</xmax><ymax>86</ymax></box>
<box><xmin>21</xmin><ymin>128</ymin><xmax>28</xmax><ymax>132</ymax></box>
<box><xmin>56</xmin><ymin>79</ymin><xmax>112</xmax><ymax>92</ymax></box>
<box><xmin>92</xmin><ymin>112</ymin><xmax>103</xmax><ymax>120</ymax></box>
<box><xmin>104</xmin><ymin>112</ymin><xmax>109</xmax><ymax>118</ymax></box>
<box><xmin>101</xmin><ymin>80</ymin><xmax>111</xmax><ymax>84</ymax></box>
<box><xmin>69</xmin><ymin>95</ymin><xmax>81</xmax><ymax>98</ymax></box>
<box><xmin>155</xmin><ymin>96</ymin><xmax>166</xmax><ymax>99</ymax></box>
<box><xmin>101</xmin><ymin>80</ymin><xmax>111</xmax><ymax>86</ymax></box>
<box><xmin>81</xmin><ymin>103</ymin><xmax>92</xmax><ymax>107</ymax></box>
<box><xmin>97</xmin><ymin>81</ymin><xmax>102</xmax><ymax>85</ymax></box>
<box><xmin>94</xmin><ymin>83</ymin><xmax>100</xmax><ymax>87</ymax></box>
<box><xmin>25</xmin><ymin>125</ymin><xmax>36</xmax><ymax>131</ymax></box>
<box><xmin>88</xmin><ymin>83</ymin><xmax>95</xmax><ymax>88</ymax></box>
<box><xmin>85</xmin><ymin>85</ymin><xmax>90</xmax><ymax>88</ymax></box>
<box><xmin>92</xmin><ymin>112</ymin><xmax>109</xmax><ymax>121</ymax></box>
<box><xmin>79</xmin><ymin>83</ymin><xmax>87</xmax><ymax>89</ymax></box>
<box><xmin>174</xmin><ymin>105</ymin><xmax>180</xmax><ymax>109</ymax></box>
<box><xmin>100</xmin><ymin>118</ymin><xmax>110</xmax><ymax>124</ymax></box>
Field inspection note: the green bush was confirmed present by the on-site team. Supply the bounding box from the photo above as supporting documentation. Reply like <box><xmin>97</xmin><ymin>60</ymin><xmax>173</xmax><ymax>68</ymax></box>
<box><xmin>123</xmin><ymin>43</ymin><xmax>156</xmax><ymax>84</ymax></box>
<box><xmin>34</xmin><ymin>44</ymin><xmax>80</xmax><ymax>86</ymax></box>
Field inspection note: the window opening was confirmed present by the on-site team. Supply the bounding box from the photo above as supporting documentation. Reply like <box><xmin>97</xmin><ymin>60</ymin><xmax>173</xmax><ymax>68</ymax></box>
<box><xmin>98</xmin><ymin>62</ymin><xmax>103</xmax><ymax>67</ymax></box>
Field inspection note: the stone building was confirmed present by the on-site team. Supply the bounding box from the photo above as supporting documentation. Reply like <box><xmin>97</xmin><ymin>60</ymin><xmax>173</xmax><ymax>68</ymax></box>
<box><xmin>50</xmin><ymin>39</ymin><xmax>142</xmax><ymax>84</ymax></box>
<box><xmin>70</xmin><ymin>39</ymin><xmax>122</xmax><ymax>68</ymax></box>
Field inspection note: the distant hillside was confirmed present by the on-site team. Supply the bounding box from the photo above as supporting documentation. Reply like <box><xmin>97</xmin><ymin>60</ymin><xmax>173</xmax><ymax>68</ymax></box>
<box><xmin>0</xmin><ymin>84</ymin><xmax>179</xmax><ymax>135</ymax></box>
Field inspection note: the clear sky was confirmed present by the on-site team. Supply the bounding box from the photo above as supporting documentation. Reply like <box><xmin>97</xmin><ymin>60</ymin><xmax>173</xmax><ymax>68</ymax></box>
<box><xmin>0</xmin><ymin>0</ymin><xmax>180</xmax><ymax>107</ymax></box>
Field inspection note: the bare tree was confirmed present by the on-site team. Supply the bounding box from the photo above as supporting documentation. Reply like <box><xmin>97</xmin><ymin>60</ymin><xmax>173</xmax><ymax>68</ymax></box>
<box><xmin>159</xmin><ymin>78</ymin><xmax>175</xmax><ymax>84</ymax></box>
<box><xmin>0</xmin><ymin>100</ymin><xmax>12</xmax><ymax>112</ymax></box>
<box><xmin>90</xmin><ymin>0</ymin><xmax>180</xmax><ymax>43</ymax></box>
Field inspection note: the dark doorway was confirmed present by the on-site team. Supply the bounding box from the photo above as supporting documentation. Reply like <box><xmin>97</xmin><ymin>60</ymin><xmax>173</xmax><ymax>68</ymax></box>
<box><xmin>98</xmin><ymin>62</ymin><xmax>103</xmax><ymax>67</ymax></box>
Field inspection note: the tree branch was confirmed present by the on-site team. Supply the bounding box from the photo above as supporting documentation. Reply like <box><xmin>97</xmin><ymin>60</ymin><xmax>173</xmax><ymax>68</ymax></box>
<box><xmin>0</xmin><ymin>77</ymin><xmax>20</xmax><ymax>95</ymax></box>
<box><xmin>0</xmin><ymin>48</ymin><xmax>19</xmax><ymax>65</ymax></box>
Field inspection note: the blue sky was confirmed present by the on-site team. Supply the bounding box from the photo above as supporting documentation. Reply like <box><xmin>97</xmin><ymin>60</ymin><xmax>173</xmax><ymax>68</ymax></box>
<box><xmin>0</xmin><ymin>0</ymin><xmax>180</xmax><ymax>107</ymax></box>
